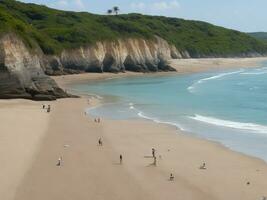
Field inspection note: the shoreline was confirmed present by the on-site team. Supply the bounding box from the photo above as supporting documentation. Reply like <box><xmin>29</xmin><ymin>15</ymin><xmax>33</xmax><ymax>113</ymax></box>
<box><xmin>13</xmin><ymin>97</ymin><xmax>267</xmax><ymax>200</ymax></box>
<box><xmin>55</xmin><ymin>57</ymin><xmax>267</xmax><ymax>165</ymax></box>
<box><xmin>53</xmin><ymin>57</ymin><xmax>267</xmax><ymax>89</ymax></box>
<box><xmin>1</xmin><ymin>57</ymin><xmax>267</xmax><ymax>200</ymax></box>
<box><xmin>53</xmin><ymin>56</ymin><xmax>267</xmax><ymax>164</ymax></box>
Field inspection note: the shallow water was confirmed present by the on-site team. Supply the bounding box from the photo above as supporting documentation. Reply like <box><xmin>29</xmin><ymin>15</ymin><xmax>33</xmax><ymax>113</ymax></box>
<box><xmin>72</xmin><ymin>62</ymin><xmax>267</xmax><ymax>161</ymax></box>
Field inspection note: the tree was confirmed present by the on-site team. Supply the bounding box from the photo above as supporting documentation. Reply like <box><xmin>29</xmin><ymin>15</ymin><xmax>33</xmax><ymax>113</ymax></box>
<box><xmin>113</xmin><ymin>6</ymin><xmax>119</xmax><ymax>15</ymax></box>
<box><xmin>107</xmin><ymin>9</ymin><xmax>113</xmax><ymax>15</ymax></box>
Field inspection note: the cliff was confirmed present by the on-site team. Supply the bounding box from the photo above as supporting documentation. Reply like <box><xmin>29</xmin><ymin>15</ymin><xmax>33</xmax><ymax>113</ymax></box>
<box><xmin>1</xmin><ymin>0</ymin><xmax>267</xmax><ymax>100</ymax></box>
<box><xmin>0</xmin><ymin>34</ymin><xmax>181</xmax><ymax>99</ymax></box>
<box><xmin>44</xmin><ymin>36</ymin><xmax>188</xmax><ymax>75</ymax></box>
<box><xmin>0</xmin><ymin>34</ymin><xmax>68</xmax><ymax>100</ymax></box>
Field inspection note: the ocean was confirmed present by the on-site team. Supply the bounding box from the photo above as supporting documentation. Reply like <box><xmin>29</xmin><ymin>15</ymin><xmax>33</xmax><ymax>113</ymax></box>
<box><xmin>71</xmin><ymin>62</ymin><xmax>267</xmax><ymax>162</ymax></box>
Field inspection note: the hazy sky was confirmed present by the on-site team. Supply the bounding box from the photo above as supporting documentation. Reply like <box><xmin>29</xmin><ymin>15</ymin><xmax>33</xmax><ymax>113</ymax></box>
<box><xmin>19</xmin><ymin>0</ymin><xmax>267</xmax><ymax>32</ymax></box>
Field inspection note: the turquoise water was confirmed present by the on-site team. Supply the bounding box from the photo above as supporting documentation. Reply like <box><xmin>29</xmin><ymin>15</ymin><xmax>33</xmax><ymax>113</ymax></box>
<box><xmin>72</xmin><ymin>62</ymin><xmax>267</xmax><ymax>162</ymax></box>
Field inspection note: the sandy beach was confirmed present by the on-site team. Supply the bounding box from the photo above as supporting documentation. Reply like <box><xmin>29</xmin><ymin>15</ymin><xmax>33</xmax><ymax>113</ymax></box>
<box><xmin>170</xmin><ymin>57</ymin><xmax>267</xmax><ymax>73</ymax></box>
<box><xmin>0</xmin><ymin>100</ymin><xmax>49</xmax><ymax>200</ymax></box>
<box><xmin>1</xmin><ymin>57</ymin><xmax>267</xmax><ymax>200</ymax></box>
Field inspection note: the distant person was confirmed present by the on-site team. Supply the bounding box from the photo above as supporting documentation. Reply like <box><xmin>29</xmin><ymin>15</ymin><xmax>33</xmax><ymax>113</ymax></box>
<box><xmin>169</xmin><ymin>173</ymin><xmax>174</xmax><ymax>181</ymax></box>
<box><xmin>120</xmin><ymin>154</ymin><xmax>123</xmax><ymax>164</ymax></box>
<box><xmin>47</xmin><ymin>105</ymin><xmax>51</xmax><ymax>113</ymax></box>
<box><xmin>153</xmin><ymin>156</ymin><xmax>157</xmax><ymax>166</ymax></box>
<box><xmin>98</xmin><ymin>138</ymin><xmax>103</xmax><ymax>146</ymax></box>
<box><xmin>57</xmin><ymin>156</ymin><xmax>62</xmax><ymax>166</ymax></box>
<box><xmin>152</xmin><ymin>148</ymin><xmax>155</xmax><ymax>157</ymax></box>
<box><xmin>200</xmin><ymin>162</ymin><xmax>206</xmax><ymax>170</ymax></box>
<box><xmin>42</xmin><ymin>104</ymin><xmax>45</xmax><ymax>109</ymax></box>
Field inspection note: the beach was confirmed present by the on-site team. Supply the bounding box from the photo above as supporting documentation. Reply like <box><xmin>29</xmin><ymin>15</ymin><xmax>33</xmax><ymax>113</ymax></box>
<box><xmin>1</xmin><ymin>57</ymin><xmax>267</xmax><ymax>200</ymax></box>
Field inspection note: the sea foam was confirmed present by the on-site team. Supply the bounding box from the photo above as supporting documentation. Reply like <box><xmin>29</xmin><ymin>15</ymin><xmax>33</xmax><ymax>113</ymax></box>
<box><xmin>189</xmin><ymin>114</ymin><xmax>267</xmax><ymax>134</ymax></box>
<box><xmin>188</xmin><ymin>70</ymin><xmax>243</xmax><ymax>93</ymax></box>
<box><xmin>137</xmin><ymin>111</ymin><xmax>185</xmax><ymax>131</ymax></box>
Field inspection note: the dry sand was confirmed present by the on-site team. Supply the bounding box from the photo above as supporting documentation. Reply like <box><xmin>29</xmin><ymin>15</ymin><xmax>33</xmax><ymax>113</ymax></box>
<box><xmin>0</xmin><ymin>100</ymin><xmax>49</xmax><ymax>200</ymax></box>
<box><xmin>170</xmin><ymin>57</ymin><xmax>267</xmax><ymax>73</ymax></box>
<box><xmin>1</xmin><ymin>57</ymin><xmax>267</xmax><ymax>200</ymax></box>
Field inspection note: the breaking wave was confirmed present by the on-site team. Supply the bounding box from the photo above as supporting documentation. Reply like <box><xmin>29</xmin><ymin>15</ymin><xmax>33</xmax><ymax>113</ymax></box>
<box><xmin>188</xmin><ymin>70</ymin><xmax>244</xmax><ymax>93</ymax></box>
<box><xmin>189</xmin><ymin>114</ymin><xmax>267</xmax><ymax>134</ymax></box>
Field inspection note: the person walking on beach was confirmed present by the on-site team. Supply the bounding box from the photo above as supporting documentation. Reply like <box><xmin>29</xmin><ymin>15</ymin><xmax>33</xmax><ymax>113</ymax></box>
<box><xmin>47</xmin><ymin>105</ymin><xmax>51</xmax><ymax>113</ymax></box>
<box><xmin>120</xmin><ymin>154</ymin><xmax>123</xmax><ymax>164</ymax></box>
<box><xmin>57</xmin><ymin>156</ymin><xmax>62</xmax><ymax>166</ymax></box>
<box><xmin>152</xmin><ymin>148</ymin><xmax>155</xmax><ymax>157</ymax></box>
<box><xmin>98</xmin><ymin>138</ymin><xmax>103</xmax><ymax>146</ymax></box>
<box><xmin>42</xmin><ymin>104</ymin><xmax>45</xmax><ymax>109</ymax></box>
<box><xmin>153</xmin><ymin>156</ymin><xmax>157</xmax><ymax>166</ymax></box>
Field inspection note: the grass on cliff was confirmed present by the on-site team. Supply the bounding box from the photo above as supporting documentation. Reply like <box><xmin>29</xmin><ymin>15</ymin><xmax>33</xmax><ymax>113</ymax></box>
<box><xmin>0</xmin><ymin>0</ymin><xmax>267</xmax><ymax>57</ymax></box>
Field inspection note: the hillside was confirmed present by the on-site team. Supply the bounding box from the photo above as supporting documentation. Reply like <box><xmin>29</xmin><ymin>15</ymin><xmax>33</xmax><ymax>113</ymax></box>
<box><xmin>1</xmin><ymin>0</ymin><xmax>267</xmax><ymax>100</ymax></box>
<box><xmin>248</xmin><ymin>32</ymin><xmax>267</xmax><ymax>42</ymax></box>
<box><xmin>0</xmin><ymin>0</ymin><xmax>267</xmax><ymax>57</ymax></box>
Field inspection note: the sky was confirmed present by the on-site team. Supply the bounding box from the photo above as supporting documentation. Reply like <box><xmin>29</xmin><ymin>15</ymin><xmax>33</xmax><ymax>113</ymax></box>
<box><xmin>19</xmin><ymin>0</ymin><xmax>267</xmax><ymax>32</ymax></box>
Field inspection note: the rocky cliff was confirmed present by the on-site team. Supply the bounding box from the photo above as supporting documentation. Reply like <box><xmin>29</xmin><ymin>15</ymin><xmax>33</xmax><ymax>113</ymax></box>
<box><xmin>0</xmin><ymin>34</ymin><xmax>68</xmax><ymax>100</ymax></box>
<box><xmin>44</xmin><ymin>36</ymin><xmax>189</xmax><ymax>75</ymax></box>
<box><xmin>0</xmin><ymin>34</ymin><xmax>184</xmax><ymax>100</ymax></box>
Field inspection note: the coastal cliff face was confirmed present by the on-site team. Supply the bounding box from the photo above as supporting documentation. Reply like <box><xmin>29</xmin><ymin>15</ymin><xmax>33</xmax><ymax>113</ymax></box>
<box><xmin>45</xmin><ymin>37</ymin><xmax>189</xmax><ymax>75</ymax></box>
<box><xmin>0</xmin><ymin>34</ymin><xmax>183</xmax><ymax>99</ymax></box>
<box><xmin>0</xmin><ymin>34</ymin><xmax>68</xmax><ymax>100</ymax></box>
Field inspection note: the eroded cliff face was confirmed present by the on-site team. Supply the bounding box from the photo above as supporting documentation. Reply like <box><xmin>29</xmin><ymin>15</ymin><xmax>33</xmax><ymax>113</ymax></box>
<box><xmin>0</xmin><ymin>34</ymin><xmax>186</xmax><ymax>100</ymax></box>
<box><xmin>0</xmin><ymin>34</ymin><xmax>68</xmax><ymax>100</ymax></box>
<box><xmin>45</xmin><ymin>37</ymin><xmax>190</xmax><ymax>74</ymax></box>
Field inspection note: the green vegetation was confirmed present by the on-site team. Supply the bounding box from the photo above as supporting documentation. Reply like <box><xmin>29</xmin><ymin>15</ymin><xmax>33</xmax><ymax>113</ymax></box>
<box><xmin>0</xmin><ymin>0</ymin><xmax>267</xmax><ymax>56</ymax></box>
<box><xmin>248</xmin><ymin>32</ymin><xmax>267</xmax><ymax>42</ymax></box>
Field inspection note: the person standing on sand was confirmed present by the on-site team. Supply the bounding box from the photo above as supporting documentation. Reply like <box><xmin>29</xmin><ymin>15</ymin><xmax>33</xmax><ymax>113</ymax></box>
<box><xmin>57</xmin><ymin>156</ymin><xmax>62</xmax><ymax>166</ymax></box>
<box><xmin>120</xmin><ymin>154</ymin><xmax>123</xmax><ymax>164</ymax></box>
<box><xmin>153</xmin><ymin>156</ymin><xmax>157</xmax><ymax>166</ymax></box>
<box><xmin>200</xmin><ymin>162</ymin><xmax>206</xmax><ymax>170</ymax></box>
<box><xmin>98</xmin><ymin>138</ymin><xmax>103</xmax><ymax>146</ymax></box>
<box><xmin>152</xmin><ymin>148</ymin><xmax>155</xmax><ymax>157</ymax></box>
<box><xmin>47</xmin><ymin>105</ymin><xmax>51</xmax><ymax>113</ymax></box>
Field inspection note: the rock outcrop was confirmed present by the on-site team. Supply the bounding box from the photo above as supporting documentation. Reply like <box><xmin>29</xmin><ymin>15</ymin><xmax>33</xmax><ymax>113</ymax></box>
<box><xmin>0</xmin><ymin>34</ymin><xmax>68</xmax><ymax>100</ymax></box>
<box><xmin>0</xmin><ymin>34</ymin><xmax>187</xmax><ymax>100</ymax></box>
<box><xmin>45</xmin><ymin>36</ymin><xmax>190</xmax><ymax>74</ymax></box>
